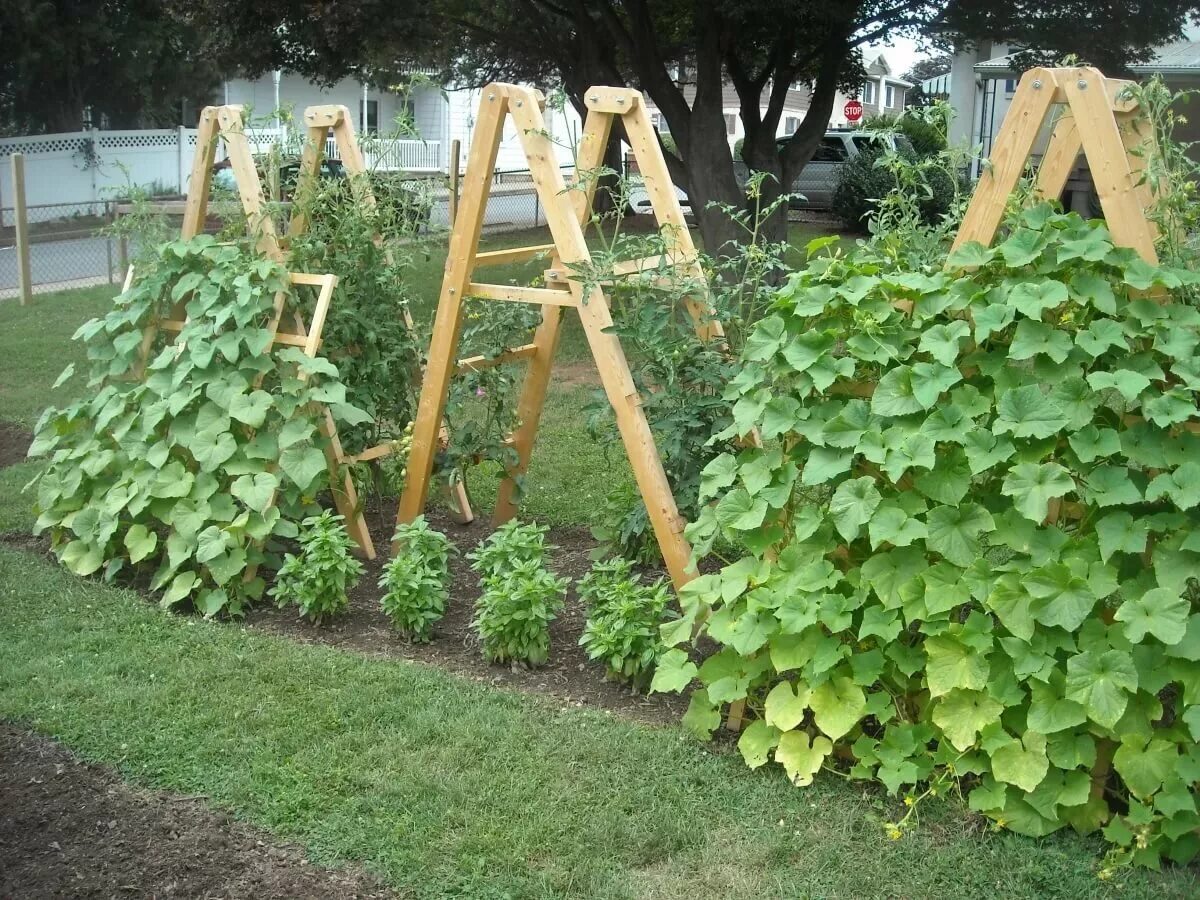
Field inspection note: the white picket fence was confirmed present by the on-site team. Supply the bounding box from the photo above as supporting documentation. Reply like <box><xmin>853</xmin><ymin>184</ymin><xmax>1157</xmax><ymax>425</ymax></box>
<box><xmin>0</xmin><ymin>126</ymin><xmax>445</xmax><ymax>226</ymax></box>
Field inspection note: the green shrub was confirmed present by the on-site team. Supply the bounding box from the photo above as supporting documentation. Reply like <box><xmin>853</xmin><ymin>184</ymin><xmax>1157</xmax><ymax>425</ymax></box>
<box><xmin>578</xmin><ymin>558</ymin><xmax>672</xmax><ymax>688</ymax></box>
<box><xmin>468</xmin><ymin>521</ymin><xmax>568</xmax><ymax>666</ymax></box>
<box><xmin>271</xmin><ymin>510</ymin><xmax>363</xmax><ymax>622</ymax></box>
<box><xmin>833</xmin><ymin>144</ymin><xmax>961</xmax><ymax>233</ymax></box>
<box><xmin>656</xmin><ymin>203</ymin><xmax>1200</xmax><ymax>868</ymax></box>
<box><xmin>864</xmin><ymin>112</ymin><xmax>948</xmax><ymax>157</ymax></box>
<box><xmin>27</xmin><ymin>236</ymin><xmax>369</xmax><ymax>617</ymax></box>
<box><xmin>380</xmin><ymin>515</ymin><xmax>455</xmax><ymax>641</ymax></box>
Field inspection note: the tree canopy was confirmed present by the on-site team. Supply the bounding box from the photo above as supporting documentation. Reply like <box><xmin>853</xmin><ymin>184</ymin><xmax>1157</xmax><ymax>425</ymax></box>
<box><xmin>0</xmin><ymin>0</ymin><xmax>219</xmax><ymax>134</ymax></box>
<box><xmin>180</xmin><ymin>0</ymin><xmax>1196</xmax><ymax>250</ymax></box>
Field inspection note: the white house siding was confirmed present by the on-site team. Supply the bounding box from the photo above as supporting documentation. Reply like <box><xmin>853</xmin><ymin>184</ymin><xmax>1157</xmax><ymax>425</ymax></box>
<box><xmin>444</xmin><ymin>86</ymin><xmax>580</xmax><ymax>173</ymax></box>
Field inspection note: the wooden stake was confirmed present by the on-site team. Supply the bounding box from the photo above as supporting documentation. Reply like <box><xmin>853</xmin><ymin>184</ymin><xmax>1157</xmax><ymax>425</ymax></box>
<box><xmin>10</xmin><ymin>153</ymin><xmax>32</xmax><ymax>306</ymax></box>
<box><xmin>397</xmin><ymin>88</ymin><xmax>509</xmax><ymax>529</ymax></box>
<box><xmin>449</xmin><ymin>139</ymin><xmax>461</xmax><ymax>226</ymax></box>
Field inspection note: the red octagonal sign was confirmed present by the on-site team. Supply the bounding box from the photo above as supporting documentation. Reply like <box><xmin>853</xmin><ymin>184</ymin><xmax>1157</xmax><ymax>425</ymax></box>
<box><xmin>844</xmin><ymin>99</ymin><xmax>864</xmax><ymax>123</ymax></box>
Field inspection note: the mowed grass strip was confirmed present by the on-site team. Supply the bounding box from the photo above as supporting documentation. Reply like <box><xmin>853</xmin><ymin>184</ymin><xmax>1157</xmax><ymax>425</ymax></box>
<box><xmin>1</xmin><ymin>547</ymin><xmax>1194</xmax><ymax>899</ymax></box>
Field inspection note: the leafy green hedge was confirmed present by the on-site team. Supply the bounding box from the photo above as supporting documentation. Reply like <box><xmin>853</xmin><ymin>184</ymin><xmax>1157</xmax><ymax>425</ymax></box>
<box><xmin>28</xmin><ymin>237</ymin><xmax>368</xmax><ymax>617</ymax></box>
<box><xmin>655</xmin><ymin>205</ymin><xmax>1200</xmax><ymax>868</ymax></box>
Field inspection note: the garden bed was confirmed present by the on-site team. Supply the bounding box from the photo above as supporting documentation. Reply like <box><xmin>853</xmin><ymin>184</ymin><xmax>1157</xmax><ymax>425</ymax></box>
<box><xmin>0</xmin><ymin>428</ymin><xmax>690</xmax><ymax>726</ymax></box>
<box><xmin>246</xmin><ymin>499</ymin><xmax>692</xmax><ymax>726</ymax></box>
<box><xmin>0</xmin><ymin>723</ymin><xmax>391</xmax><ymax>899</ymax></box>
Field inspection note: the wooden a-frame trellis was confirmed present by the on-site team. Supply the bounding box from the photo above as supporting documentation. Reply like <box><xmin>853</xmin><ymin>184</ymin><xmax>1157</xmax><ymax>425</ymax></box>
<box><xmin>397</xmin><ymin>83</ymin><xmax>725</xmax><ymax>589</ymax></box>
<box><xmin>134</xmin><ymin>104</ymin><xmax>377</xmax><ymax>559</ymax></box>
<box><xmin>286</xmin><ymin>103</ymin><xmax>476</xmax><ymax>524</ymax></box>
<box><xmin>953</xmin><ymin>66</ymin><xmax>1159</xmax><ymax>263</ymax></box>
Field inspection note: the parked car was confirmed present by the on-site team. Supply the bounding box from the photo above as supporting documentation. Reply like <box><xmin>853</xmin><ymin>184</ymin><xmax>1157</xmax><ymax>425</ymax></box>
<box><xmin>624</xmin><ymin>129</ymin><xmax>910</xmax><ymax>216</ymax></box>
<box><xmin>210</xmin><ymin>157</ymin><xmax>347</xmax><ymax>199</ymax></box>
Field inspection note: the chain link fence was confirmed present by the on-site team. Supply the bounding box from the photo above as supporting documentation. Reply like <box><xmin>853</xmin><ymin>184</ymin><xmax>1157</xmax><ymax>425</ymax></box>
<box><xmin>1</xmin><ymin>201</ymin><xmax>125</xmax><ymax>299</ymax></box>
<box><xmin>1</xmin><ymin>165</ymin><xmax>578</xmax><ymax>300</ymax></box>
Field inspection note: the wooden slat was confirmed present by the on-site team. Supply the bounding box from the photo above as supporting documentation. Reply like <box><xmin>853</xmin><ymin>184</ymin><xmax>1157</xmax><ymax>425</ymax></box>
<box><xmin>466</xmin><ymin>281</ymin><xmax>576</xmax><ymax>306</ymax></box>
<box><xmin>954</xmin><ymin>68</ymin><xmax>1060</xmax><ymax>251</ymax></box>
<box><xmin>508</xmin><ymin>87</ymin><xmax>695</xmax><ymax>588</ymax></box>
<box><xmin>1063</xmin><ymin>69</ymin><xmax>1158</xmax><ymax>264</ymax></box>
<box><xmin>1034</xmin><ymin>112</ymin><xmax>1081</xmax><ymax>202</ymax></box>
<box><xmin>345</xmin><ymin>442</ymin><xmax>396</xmax><ymax>465</ymax></box>
<box><xmin>584</xmin><ymin>87</ymin><xmax>641</xmax><ymax>115</ymax></box>
<box><xmin>398</xmin><ymin>83</ymin><xmax>509</xmax><ymax>527</ymax></box>
<box><xmin>621</xmin><ymin>95</ymin><xmax>724</xmax><ymax>342</ymax></box>
<box><xmin>455</xmin><ymin>343</ymin><xmax>539</xmax><ymax>374</ymax></box>
<box><xmin>473</xmin><ymin>243</ymin><xmax>557</xmax><ymax>266</ymax></box>
<box><xmin>303</xmin><ymin>105</ymin><xmax>345</xmax><ymax>128</ymax></box>
<box><xmin>493</xmin><ymin>98</ymin><xmax>615</xmax><ymax>525</ymax></box>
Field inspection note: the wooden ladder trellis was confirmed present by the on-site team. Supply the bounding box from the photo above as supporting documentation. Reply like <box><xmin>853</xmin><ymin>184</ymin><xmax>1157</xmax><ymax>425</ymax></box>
<box><xmin>135</xmin><ymin>104</ymin><xmax>376</xmax><ymax>559</ymax></box>
<box><xmin>953</xmin><ymin>66</ymin><xmax>1159</xmax><ymax>262</ymax></box>
<box><xmin>397</xmin><ymin>82</ymin><xmax>726</xmax><ymax>589</ymax></box>
<box><xmin>286</xmin><ymin>103</ymin><xmax>476</xmax><ymax>524</ymax></box>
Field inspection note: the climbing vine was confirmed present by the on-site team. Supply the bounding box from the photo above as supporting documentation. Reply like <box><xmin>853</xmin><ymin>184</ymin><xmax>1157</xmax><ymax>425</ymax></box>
<box><xmin>654</xmin><ymin>204</ymin><xmax>1200</xmax><ymax>868</ymax></box>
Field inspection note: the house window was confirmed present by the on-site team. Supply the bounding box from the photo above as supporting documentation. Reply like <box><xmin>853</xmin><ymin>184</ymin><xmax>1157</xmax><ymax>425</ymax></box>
<box><xmin>784</xmin><ymin>116</ymin><xmax>800</xmax><ymax>135</ymax></box>
<box><xmin>652</xmin><ymin>112</ymin><xmax>670</xmax><ymax>135</ymax></box>
<box><xmin>361</xmin><ymin>99</ymin><xmax>379</xmax><ymax>133</ymax></box>
<box><xmin>863</xmin><ymin>82</ymin><xmax>876</xmax><ymax>105</ymax></box>
<box><xmin>1004</xmin><ymin>79</ymin><xmax>1017</xmax><ymax>95</ymax></box>
<box><xmin>885</xmin><ymin>84</ymin><xmax>895</xmax><ymax>108</ymax></box>
<box><xmin>724</xmin><ymin>113</ymin><xmax>737</xmax><ymax>136</ymax></box>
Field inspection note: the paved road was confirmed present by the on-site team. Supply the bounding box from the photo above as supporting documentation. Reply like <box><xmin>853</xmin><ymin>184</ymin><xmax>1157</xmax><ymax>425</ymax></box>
<box><xmin>0</xmin><ymin>235</ymin><xmax>118</xmax><ymax>292</ymax></box>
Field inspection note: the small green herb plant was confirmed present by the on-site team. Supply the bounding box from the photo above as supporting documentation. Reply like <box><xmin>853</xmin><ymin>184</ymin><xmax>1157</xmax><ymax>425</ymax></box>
<box><xmin>468</xmin><ymin>521</ymin><xmax>568</xmax><ymax>666</ymax></box>
<box><xmin>578</xmin><ymin>557</ymin><xmax>673</xmax><ymax>689</ymax></box>
<box><xmin>380</xmin><ymin>515</ymin><xmax>455</xmax><ymax>641</ymax></box>
<box><xmin>271</xmin><ymin>510</ymin><xmax>363</xmax><ymax>623</ymax></box>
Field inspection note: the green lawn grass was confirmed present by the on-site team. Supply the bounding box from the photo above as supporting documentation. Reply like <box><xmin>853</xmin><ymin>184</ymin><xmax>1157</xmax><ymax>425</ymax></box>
<box><xmin>1</xmin><ymin>546</ymin><xmax>1193</xmax><ymax>900</ymax></box>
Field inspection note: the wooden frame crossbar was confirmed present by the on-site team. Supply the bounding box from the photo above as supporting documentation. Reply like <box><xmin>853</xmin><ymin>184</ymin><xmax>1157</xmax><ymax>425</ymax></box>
<box><xmin>135</xmin><ymin>104</ymin><xmax>375</xmax><ymax>559</ymax></box>
<box><xmin>288</xmin><ymin>104</ymin><xmax>475</xmax><ymax>524</ymax></box>
<box><xmin>953</xmin><ymin>66</ymin><xmax>1159</xmax><ymax>263</ymax></box>
<box><xmin>397</xmin><ymin>82</ymin><xmax>726</xmax><ymax>588</ymax></box>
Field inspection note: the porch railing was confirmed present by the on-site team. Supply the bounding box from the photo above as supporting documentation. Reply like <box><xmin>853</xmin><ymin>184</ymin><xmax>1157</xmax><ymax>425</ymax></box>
<box><xmin>324</xmin><ymin>137</ymin><xmax>443</xmax><ymax>172</ymax></box>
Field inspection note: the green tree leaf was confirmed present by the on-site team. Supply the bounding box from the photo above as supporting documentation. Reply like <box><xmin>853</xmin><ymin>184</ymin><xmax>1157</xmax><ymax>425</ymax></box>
<box><xmin>228</xmin><ymin>389</ymin><xmax>274</xmax><ymax>427</ymax></box>
<box><xmin>230</xmin><ymin>472</ymin><xmax>279</xmax><ymax>513</ymax></box>
<box><xmin>1095</xmin><ymin>511</ymin><xmax>1148</xmax><ymax>563</ymax></box>
<box><xmin>808</xmin><ymin>676</ymin><xmax>866</xmax><ymax>740</ymax></box>
<box><xmin>1113</xmin><ymin>737</ymin><xmax>1178</xmax><ymax>799</ymax></box>
<box><xmin>737</xmin><ymin>719</ymin><xmax>781</xmax><ymax>769</ymax></box>
<box><xmin>1086</xmin><ymin>369</ymin><xmax>1150</xmax><ymax>403</ymax></box>
<box><xmin>993</xmin><ymin>386</ymin><xmax>1068</xmax><ymax>439</ymax></box>
<box><xmin>925</xmin><ymin>635</ymin><xmax>990</xmax><ymax>697</ymax></box>
<box><xmin>933</xmin><ymin>689</ymin><xmax>1004</xmax><ymax>750</ymax></box>
<box><xmin>775</xmin><ymin>731</ymin><xmax>833</xmax><ymax>786</ymax></box>
<box><xmin>828</xmin><ymin>477</ymin><xmax>882</xmax><ymax>541</ymax></box>
<box><xmin>871</xmin><ymin>366</ymin><xmax>924</xmax><ymax>416</ymax></box>
<box><xmin>764</xmin><ymin>680</ymin><xmax>812</xmax><ymax>731</ymax></box>
<box><xmin>1115</xmin><ymin>587</ymin><xmax>1189</xmax><ymax>645</ymax></box>
<box><xmin>715</xmin><ymin>488</ymin><xmax>769</xmax><ymax>531</ymax></box>
<box><xmin>1065</xmin><ymin>649</ymin><xmax>1138</xmax><ymax>728</ymax></box>
<box><xmin>1001</xmin><ymin>462</ymin><xmax>1075</xmax><ymax>523</ymax></box>
<box><xmin>123</xmin><ymin>524</ymin><xmax>158</xmax><ymax>564</ymax></box>
<box><xmin>279</xmin><ymin>444</ymin><xmax>328</xmax><ymax>491</ymax></box>
<box><xmin>991</xmin><ymin>732</ymin><xmax>1050</xmax><ymax>793</ymax></box>
<box><xmin>925</xmin><ymin>503</ymin><xmax>994</xmax><ymax>567</ymax></box>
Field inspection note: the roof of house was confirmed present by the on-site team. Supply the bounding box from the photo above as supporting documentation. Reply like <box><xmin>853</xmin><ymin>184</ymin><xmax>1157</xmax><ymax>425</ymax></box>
<box><xmin>866</xmin><ymin>54</ymin><xmax>913</xmax><ymax>87</ymax></box>
<box><xmin>973</xmin><ymin>39</ymin><xmax>1200</xmax><ymax>78</ymax></box>
<box><xmin>1129</xmin><ymin>39</ymin><xmax>1200</xmax><ymax>74</ymax></box>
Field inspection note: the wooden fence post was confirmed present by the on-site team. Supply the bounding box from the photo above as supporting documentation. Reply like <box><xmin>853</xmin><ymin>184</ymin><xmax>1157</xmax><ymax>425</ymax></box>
<box><xmin>448</xmin><ymin>138</ymin><xmax>461</xmax><ymax>226</ymax></box>
<box><xmin>11</xmin><ymin>153</ymin><xmax>32</xmax><ymax>305</ymax></box>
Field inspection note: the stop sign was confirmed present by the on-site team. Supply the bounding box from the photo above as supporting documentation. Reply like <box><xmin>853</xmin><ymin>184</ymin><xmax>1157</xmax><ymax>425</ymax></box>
<box><xmin>844</xmin><ymin>99</ymin><xmax>864</xmax><ymax>123</ymax></box>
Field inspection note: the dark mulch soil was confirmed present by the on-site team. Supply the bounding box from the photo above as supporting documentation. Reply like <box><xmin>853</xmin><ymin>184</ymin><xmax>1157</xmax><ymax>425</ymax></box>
<box><xmin>0</xmin><ymin>420</ymin><xmax>32</xmax><ymax>470</ymax></box>
<box><xmin>246</xmin><ymin>499</ymin><xmax>692</xmax><ymax>726</ymax></box>
<box><xmin>0</xmin><ymin>723</ymin><xmax>392</xmax><ymax>900</ymax></box>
